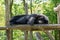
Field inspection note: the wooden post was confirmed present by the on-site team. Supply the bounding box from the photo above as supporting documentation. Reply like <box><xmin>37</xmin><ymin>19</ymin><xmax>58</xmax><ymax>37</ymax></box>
<box><xmin>29</xmin><ymin>31</ymin><xmax>33</xmax><ymax>40</ymax></box>
<box><xmin>35</xmin><ymin>32</ymin><xmax>44</xmax><ymax>40</ymax></box>
<box><xmin>57</xmin><ymin>11</ymin><xmax>60</xmax><ymax>40</ymax></box>
<box><xmin>23</xmin><ymin>0</ymin><xmax>28</xmax><ymax>40</ymax></box>
<box><xmin>44</xmin><ymin>31</ymin><xmax>55</xmax><ymax>40</ymax></box>
<box><xmin>54</xmin><ymin>4</ymin><xmax>60</xmax><ymax>40</ymax></box>
<box><xmin>24</xmin><ymin>31</ymin><xmax>28</xmax><ymax>40</ymax></box>
<box><xmin>6</xmin><ymin>30</ymin><xmax>13</xmax><ymax>40</ymax></box>
<box><xmin>5</xmin><ymin>0</ymin><xmax>13</xmax><ymax>40</ymax></box>
<box><xmin>23</xmin><ymin>0</ymin><xmax>28</xmax><ymax>15</ymax></box>
<box><xmin>25</xmin><ymin>3</ymin><xmax>28</xmax><ymax>15</ymax></box>
<box><xmin>30</xmin><ymin>0</ymin><xmax>33</xmax><ymax>39</ymax></box>
<box><xmin>30</xmin><ymin>0</ymin><xmax>32</xmax><ymax>14</ymax></box>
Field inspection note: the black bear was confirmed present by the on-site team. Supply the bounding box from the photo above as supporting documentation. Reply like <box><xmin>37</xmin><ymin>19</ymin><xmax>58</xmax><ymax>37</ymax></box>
<box><xmin>10</xmin><ymin>14</ymin><xmax>49</xmax><ymax>25</ymax></box>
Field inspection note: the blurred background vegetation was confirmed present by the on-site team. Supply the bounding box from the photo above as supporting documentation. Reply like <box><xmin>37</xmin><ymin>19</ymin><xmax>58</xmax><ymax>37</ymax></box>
<box><xmin>0</xmin><ymin>0</ymin><xmax>60</xmax><ymax>40</ymax></box>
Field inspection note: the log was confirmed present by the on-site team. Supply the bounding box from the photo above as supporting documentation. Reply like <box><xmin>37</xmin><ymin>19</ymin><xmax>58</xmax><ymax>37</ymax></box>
<box><xmin>0</xmin><ymin>24</ymin><xmax>60</xmax><ymax>30</ymax></box>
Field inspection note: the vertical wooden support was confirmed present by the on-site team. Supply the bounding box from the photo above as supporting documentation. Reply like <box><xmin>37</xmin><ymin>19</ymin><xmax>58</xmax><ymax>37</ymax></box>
<box><xmin>30</xmin><ymin>0</ymin><xmax>32</xmax><ymax>14</ymax></box>
<box><xmin>24</xmin><ymin>3</ymin><xmax>28</xmax><ymax>39</ymax></box>
<box><xmin>54</xmin><ymin>4</ymin><xmax>60</xmax><ymax>40</ymax></box>
<box><xmin>57</xmin><ymin>11</ymin><xmax>60</xmax><ymax>40</ymax></box>
<box><xmin>5</xmin><ymin>0</ymin><xmax>13</xmax><ymax>40</ymax></box>
<box><xmin>23</xmin><ymin>0</ymin><xmax>25</xmax><ymax>7</ymax></box>
<box><xmin>35</xmin><ymin>27</ymin><xmax>55</xmax><ymax>40</ymax></box>
<box><xmin>6</xmin><ymin>30</ymin><xmax>13</xmax><ymax>40</ymax></box>
<box><xmin>30</xmin><ymin>0</ymin><xmax>33</xmax><ymax>39</ymax></box>
<box><xmin>35</xmin><ymin>32</ymin><xmax>44</xmax><ymax>40</ymax></box>
<box><xmin>56</xmin><ymin>11</ymin><xmax>60</xmax><ymax>40</ymax></box>
<box><xmin>23</xmin><ymin>0</ymin><xmax>28</xmax><ymax>40</ymax></box>
<box><xmin>23</xmin><ymin>0</ymin><xmax>28</xmax><ymax>15</ymax></box>
<box><xmin>24</xmin><ymin>31</ymin><xmax>28</xmax><ymax>40</ymax></box>
<box><xmin>29</xmin><ymin>31</ymin><xmax>33</xmax><ymax>40</ymax></box>
<box><xmin>25</xmin><ymin>3</ymin><xmax>28</xmax><ymax>15</ymax></box>
<box><xmin>44</xmin><ymin>31</ymin><xmax>55</xmax><ymax>40</ymax></box>
<box><xmin>5</xmin><ymin>0</ymin><xmax>11</xmax><ymax>26</ymax></box>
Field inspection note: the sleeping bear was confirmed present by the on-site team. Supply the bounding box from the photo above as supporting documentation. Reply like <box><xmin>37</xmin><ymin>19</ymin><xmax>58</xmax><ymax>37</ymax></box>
<box><xmin>10</xmin><ymin>14</ymin><xmax>49</xmax><ymax>25</ymax></box>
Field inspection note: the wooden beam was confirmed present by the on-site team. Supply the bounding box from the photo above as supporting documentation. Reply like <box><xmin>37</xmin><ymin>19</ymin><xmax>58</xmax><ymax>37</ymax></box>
<box><xmin>9</xmin><ymin>24</ymin><xmax>60</xmax><ymax>30</ymax></box>
<box><xmin>0</xmin><ymin>24</ymin><xmax>60</xmax><ymax>30</ymax></box>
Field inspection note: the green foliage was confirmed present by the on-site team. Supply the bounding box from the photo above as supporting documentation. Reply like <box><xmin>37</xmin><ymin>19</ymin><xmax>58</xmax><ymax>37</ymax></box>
<box><xmin>0</xmin><ymin>0</ymin><xmax>5</xmax><ymax>26</ymax></box>
<box><xmin>12</xmin><ymin>2</ymin><xmax>25</xmax><ymax>16</ymax></box>
<box><xmin>13</xmin><ymin>30</ymin><xmax>24</xmax><ymax>40</ymax></box>
<box><xmin>0</xmin><ymin>0</ymin><xmax>60</xmax><ymax>40</ymax></box>
<box><xmin>0</xmin><ymin>30</ymin><xmax>6</xmax><ymax>40</ymax></box>
<box><xmin>42</xmin><ymin>2</ymin><xmax>57</xmax><ymax>23</ymax></box>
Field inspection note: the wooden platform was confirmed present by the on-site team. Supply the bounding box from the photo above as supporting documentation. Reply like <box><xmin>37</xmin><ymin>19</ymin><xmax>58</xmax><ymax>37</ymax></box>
<box><xmin>1</xmin><ymin>24</ymin><xmax>60</xmax><ymax>30</ymax></box>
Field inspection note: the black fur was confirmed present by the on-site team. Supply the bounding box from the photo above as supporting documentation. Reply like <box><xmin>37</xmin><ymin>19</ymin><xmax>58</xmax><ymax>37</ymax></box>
<box><xmin>10</xmin><ymin>14</ymin><xmax>49</xmax><ymax>25</ymax></box>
